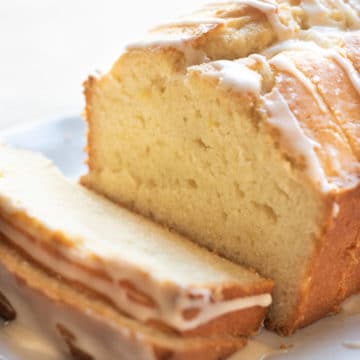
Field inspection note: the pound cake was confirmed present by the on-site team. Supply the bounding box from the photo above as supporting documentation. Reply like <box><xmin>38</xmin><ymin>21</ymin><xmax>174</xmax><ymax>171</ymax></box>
<box><xmin>82</xmin><ymin>0</ymin><xmax>360</xmax><ymax>334</ymax></box>
<box><xmin>0</xmin><ymin>145</ymin><xmax>272</xmax><ymax>346</ymax></box>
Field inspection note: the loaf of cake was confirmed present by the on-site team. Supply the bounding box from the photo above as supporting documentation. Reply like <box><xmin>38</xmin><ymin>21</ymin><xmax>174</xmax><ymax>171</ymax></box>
<box><xmin>82</xmin><ymin>0</ymin><xmax>360</xmax><ymax>334</ymax></box>
<box><xmin>0</xmin><ymin>145</ymin><xmax>273</xmax><ymax>358</ymax></box>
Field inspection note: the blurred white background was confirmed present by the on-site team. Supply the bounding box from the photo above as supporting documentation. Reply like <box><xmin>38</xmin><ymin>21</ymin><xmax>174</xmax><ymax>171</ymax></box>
<box><xmin>0</xmin><ymin>0</ymin><xmax>208</xmax><ymax>131</ymax></box>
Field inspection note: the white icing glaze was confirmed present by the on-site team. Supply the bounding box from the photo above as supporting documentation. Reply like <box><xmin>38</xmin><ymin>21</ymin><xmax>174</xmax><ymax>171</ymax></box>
<box><xmin>325</xmin><ymin>144</ymin><xmax>345</xmax><ymax>176</ymax></box>
<box><xmin>127</xmin><ymin>0</ymin><xmax>297</xmax><ymax>62</ymax></box>
<box><xmin>332</xmin><ymin>202</ymin><xmax>340</xmax><ymax>218</ymax></box>
<box><xmin>348</xmin><ymin>0</ymin><xmax>360</xmax><ymax>13</ymax></box>
<box><xmin>157</xmin><ymin>17</ymin><xmax>226</xmax><ymax>27</ymax></box>
<box><xmin>336</xmin><ymin>0</ymin><xmax>360</xmax><ymax>27</ymax></box>
<box><xmin>300</xmin><ymin>0</ymin><xmax>360</xmax><ymax>28</ymax></box>
<box><xmin>127</xmin><ymin>32</ymin><xmax>209</xmax><ymax>66</ymax></box>
<box><xmin>326</xmin><ymin>48</ymin><xmax>360</xmax><ymax>94</ymax></box>
<box><xmin>263</xmin><ymin>89</ymin><xmax>336</xmax><ymax>192</ymax></box>
<box><xmin>262</xmin><ymin>38</ymin><xmax>317</xmax><ymax>57</ymax></box>
<box><xmin>263</xmin><ymin>38</ymin><xmax>360</xmax><ymax>95</ymax></box>
<box><xmin>184</xmin><ymin>293</ymin><xmax>271</xmax><ymax>330</ymax></box>
<box><xmin>269</xmin><ymin>53</ymin><xmax>328</xmax><ymax>112</ymax></box>
<box><xmin>301</xmin><ymin>0</ymin><xmax>342</xmax><ymax>28</ymax></box>
<box><xmin>126</xmin><ymin>7</ymin><xmax>223</xmax><ymax>61</ymax></box>
<box><xmin>126</xmin><ymin>0</ymin><xmax>360</xmax><ymax>68</ymax></box>
<box><xmin>192</xmin><ymin>60</ymin><xmax>262</xmax><ymax>94</ymax></box>
<box><xmin>236</xmin><ymin>0</ymin><xmax>294</xmax><ymax>40</ymax></box>
<box><xmin>250</xmin><ymin>53</ymin><xmax>273</xmax><ymax>73</ymax></box>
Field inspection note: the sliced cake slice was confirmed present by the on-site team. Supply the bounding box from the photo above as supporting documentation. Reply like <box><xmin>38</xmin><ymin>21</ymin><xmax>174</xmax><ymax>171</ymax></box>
<box><xmin>0</xmin><ymin>234</ymin><xmax>246</xmax><ymax>360</ymax></box>
<box><xmin>0</xmin><ymin>146</ymin><xmax>272</xmax><ymax>338</ymax></box>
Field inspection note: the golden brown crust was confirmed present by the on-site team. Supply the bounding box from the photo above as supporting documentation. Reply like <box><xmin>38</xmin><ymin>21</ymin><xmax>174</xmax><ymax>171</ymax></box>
<box><xmin>269</xmin><ymin>50</ymin><xmax>358</xmax><ymax>185</ymax></box>
<box><xmin>0</xmin><ymin>235</ymin><xmax>246</xmax><ymax>360</ymax></box>
<box><xmin>344</xmin><ymin>34</ymin><xmax>360</xmax><ymax>74</ymax></box>
<box><xmin>265</xmin><ymin>48</ymin><xmax>360</xmax><ymax>334</ymax></box>
<box><xmin>342</xmin><ymin>34</ymin><xmax>360</xmax><ymax>157</ymax></box>
<box><xmin>133</xmin><ymin>1</ymin><xmax>280</xmax><ymax>62</ymax></box>
<box><xmin>291</xmin><ymin>49</ymin><xmax>360</xmax><ymax>161</ymax></box>
<box><xmin>83</xmin><ymin>76</ymin><xmax>97</xmax><ymax>173</ymax></box>
<box><xmin>291</xmin><ymin>186</ymin><xmax>360</xmax><ymax>333</ymax></box>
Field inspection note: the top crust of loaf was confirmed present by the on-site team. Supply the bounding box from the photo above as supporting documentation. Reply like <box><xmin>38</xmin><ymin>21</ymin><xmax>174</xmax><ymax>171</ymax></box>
<box><xmin>127</xmin><ymin>0</ymin><xmax>360</xmax><ymax>63</ymax></box>
<box><xmin>127</xmin><ymin>1</ymin><xmax>300</xmax><ymax>63</ymax></box>
<box><xmin>122</xmin><ymin>0</ymin><xmax>360</xmax><ymax>194</ymax></box>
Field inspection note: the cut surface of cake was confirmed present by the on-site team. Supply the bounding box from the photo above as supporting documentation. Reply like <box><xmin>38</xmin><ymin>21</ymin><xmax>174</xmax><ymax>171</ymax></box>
<box><xmin>82</xmin><ymin>0</ymin><xmax>360</xmax><ymax>334</ymax></box>
<box><xmin>0</xmin><ymin>146</ymin><xmax>272</xmax><ymax>340</ymax></box>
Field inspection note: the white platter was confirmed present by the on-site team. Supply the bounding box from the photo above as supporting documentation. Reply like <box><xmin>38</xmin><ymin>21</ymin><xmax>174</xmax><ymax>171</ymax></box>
<box><xmin>0</xmin><ymin>116</ymin><xmax>360</xmax><ymax>360</ymax></box>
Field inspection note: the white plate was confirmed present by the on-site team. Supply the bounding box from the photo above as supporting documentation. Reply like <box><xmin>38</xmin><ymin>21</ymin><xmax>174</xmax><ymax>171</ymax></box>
<box><xmin>1</xmin><ymin>116</ymin><xmax>360</xmax><ymax>360</ymax></box>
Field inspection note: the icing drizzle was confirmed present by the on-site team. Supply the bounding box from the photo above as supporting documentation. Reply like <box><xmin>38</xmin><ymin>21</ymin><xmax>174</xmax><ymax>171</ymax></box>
<box><xmin>236</xmin><ymin>0</ymin><xmax>294</xmax><ymax>40</ymax></box>
<box><xmin>264</xmin><ymin>38</ymin><xmax>360</xmax><ymax>96</ymax></box>
<box><xmin>301</xmin><ymin>0</ymin><xmax>360</xmax><ymax>28</ymax></box>
<box><xmin>127</xmin><ymin>0</ymin><xmax>297</xmax><ymax>63</ymax></box>
<box><xmin>191</xmin><ymin>60</ymin><xmax>262</xmax><ymax>94</ymax></box>
<box><xmin>263</xmin><ymin>89</ymin><xmax>335</xmax><ymax>192</ymax></box>
<box><xmin>269</xmin><ymin>53</ymin><xmax>328</xmax><ymax>112</ymax></box>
